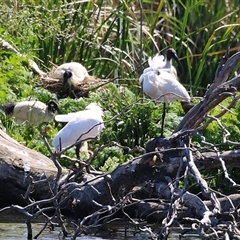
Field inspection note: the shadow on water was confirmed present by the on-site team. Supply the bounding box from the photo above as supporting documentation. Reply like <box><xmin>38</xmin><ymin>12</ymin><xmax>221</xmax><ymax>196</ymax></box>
<box><xmin>0</xmin><ymin>211</ymin><xmax>201</xmax><ymax>240</ymax></box>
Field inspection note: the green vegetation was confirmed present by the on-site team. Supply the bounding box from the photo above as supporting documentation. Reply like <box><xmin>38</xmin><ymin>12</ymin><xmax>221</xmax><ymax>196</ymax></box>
<box><xmin>0</xmin><ymin>0</ymin><xmax>240</xmax><ymax>181</ymax></box>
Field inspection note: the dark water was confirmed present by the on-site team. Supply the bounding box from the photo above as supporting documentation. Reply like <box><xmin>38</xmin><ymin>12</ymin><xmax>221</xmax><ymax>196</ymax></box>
<box><xmin>0</xmin><ymin>222</ymin><xmax>201</xmax><ymax>240</ymax></box>
<box><xmin>0</xmin><ymin>212</ymin><xmax>200</xmax><ymax>239</ymax></box>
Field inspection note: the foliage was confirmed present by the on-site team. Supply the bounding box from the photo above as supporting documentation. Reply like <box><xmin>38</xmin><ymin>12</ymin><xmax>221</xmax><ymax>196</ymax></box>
<box><xmin>199</xmin><ymin>96</ymin><xmax>240</xmax><ymax>150</ymax></box>
<box><xmin>96</xmin><ymin>146</ymin><xmax>128</xmax><ymax>172</ymax></box>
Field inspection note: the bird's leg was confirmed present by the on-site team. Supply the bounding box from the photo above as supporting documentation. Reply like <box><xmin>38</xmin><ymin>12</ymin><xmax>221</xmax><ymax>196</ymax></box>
<box><xmin>161</xmin><ymin>102</ymin><xmax>166</xmax><ymax>137</ymax></box>
<box><xmin>71</xmin><ymin>89</ymin><xmax>78</xmax><ymax>98</ymax></box>
<box><xmin>75</xmin><ymin>142</ymin><xmax>83</xmax><ymax>160</ymax></box>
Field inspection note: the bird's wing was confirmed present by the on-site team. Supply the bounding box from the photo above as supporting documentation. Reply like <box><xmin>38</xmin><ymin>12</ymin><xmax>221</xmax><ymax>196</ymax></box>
<box><xmin>13</xmin><ymin>101</ymin><xmax>53</xmax><ymax>125</ymax></box>
<box><xmin>141</xmin><ymin>71</ymin><xmax>164</xmax><ymax>101</ymax></box>
<box><xmin>52</xmin><ymin>114</ymin><xmax>103</xmax><ymax>151</ymax></box>
<box><xmin>52</xmin><ymin>124</ymin><xmax>74</xmax><ymax>150</ymax></box>
<box><xmin>55</xmin><ymin>111</ymin><xmax>82</xmax><ymax>122</ymax></box>
<box><xmin>69</xmin><ymin>62</ymin><xmax>89</xmax><ymax>79</ymax></box>
<box><xmin>156</xmin><ymin>71</ymin><xmax>190</xmax><ymax>102</ymax></box>
<box><xmin>159</xmin><ymin>66</ymin><xmax>178</xmax><ymax>78</ymax></box>
<box><xmin>55</xmin><ymin>103</ymin><xmax>103</xmax><ymax>123</ymax></box>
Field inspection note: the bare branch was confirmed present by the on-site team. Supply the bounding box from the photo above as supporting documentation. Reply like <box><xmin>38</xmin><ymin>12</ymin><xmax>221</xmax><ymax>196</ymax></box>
<box><xmin>175</xmin><ymin>51</ymin><xmax>240</xmax><ymax>132</ymax></box>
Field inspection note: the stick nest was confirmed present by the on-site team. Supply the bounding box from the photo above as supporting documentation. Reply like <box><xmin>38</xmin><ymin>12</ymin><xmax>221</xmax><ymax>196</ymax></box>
<box><xmin>36</xmin><ymin>69</ymin><xmax>112</xmax><ymax>99</ymax></box>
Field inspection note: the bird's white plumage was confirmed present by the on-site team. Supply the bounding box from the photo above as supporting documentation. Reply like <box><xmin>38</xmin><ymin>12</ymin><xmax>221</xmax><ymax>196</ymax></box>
<box><xmin>55</xmin><ymin>111</ymin><xmax>82</xmax><ymax>122</ymax></box>
<box><xmin>52</xmin><ymin>62</ymin><xmax>89</xmax><ymax>87</ymax></box>
<box><xmin>52</xmin><ymin>103</ymin><xmax>104</xmax><ymax>153</ymax></box>
<box><xmin>2</xmin><ymin>100</ymin><xmax>56</xmax><ymax>125</ymax></box>
<box><xmin>148</xmin><ymin>54</ymin><xmax>177</xmax><ymax>77</ymax></box>
<box><xmin>139</xmin><ymin>54</ymin><xmax>190</xmax><ymax>103</ymax></box>
<box><xmin>54</xmin><ymin>103</ymin><xmax>100</xmax><ymax>123</ymax></box>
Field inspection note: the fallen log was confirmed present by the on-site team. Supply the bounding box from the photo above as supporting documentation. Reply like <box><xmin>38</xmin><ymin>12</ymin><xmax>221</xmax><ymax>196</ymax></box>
<box><xmin>0</xmin><ymin>128</ymin><xmax>59</xmax><ymax>206</ymax></box>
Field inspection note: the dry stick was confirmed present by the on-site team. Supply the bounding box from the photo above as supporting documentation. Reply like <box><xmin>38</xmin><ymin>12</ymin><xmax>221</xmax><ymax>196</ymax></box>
<box><xmin>158</xmin><ymin>138</ymin><xmax>188</xmax><ymax>239</ymax></box>
<box><xmin>72</xmin><ymin>206</ymin><xmax>116</xmax><ymax>239</ymax></box>
<box><xmin>72</xmin><ymin>190</ymin><xmax>146</xmax><ymax>238</ymax></box>
<box><xmin>180</xmin><ymin>140</ymin><xmax>225</xmax><ymax>238</ymax></box>
<box><xmin>175</xmin><ymin>51</ymin><xmax>240</xmax><ymax>132</ymax></box>
<box><xmin>34</xmin><ymin>135</ymin><xmax>68</xmax><ymax>237</ymax></box>
<box><xmin>158</xmin><ymin>177</ymin><xmax>180</xmax><ymax>240</ymax></box>
<box><xmin>95</xmin><ymin>194</ymin><xmax>161</xmax><ymax>237</ymax></box>
<box><xmin>199</xmin><ymin>117</ymin><xmax>240</xmax><ymax>188</ymax></box>
<box><xmin>199</xmin><ymin>94</ymin><xmax>240</xmax><ymax>130</ymax></box>
<box><xmin>22</xmin><ymin>171</ymin><xmax>58</xmax><ymax>238</ymax></box>
<box><xmin>86</xmin><ymin>141</ymin><xmax>145</xmax><ymax>169</ymax></box>
<box><xmin>33</xmin><ymin>206</ymin><xmax>59</xmax><ymax>239</ymax></box>
<box><xmin>185</xmin><ymin>136</ymin><xmax>221</xmax><ymax>213</ymax></box>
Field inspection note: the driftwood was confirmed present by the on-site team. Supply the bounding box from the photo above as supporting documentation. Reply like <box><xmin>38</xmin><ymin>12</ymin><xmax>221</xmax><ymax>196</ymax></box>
<box><xmin>1</xmin><ymin>39</ymin><xmax>240</xmax><ymax>239</ymax></box>
<box><xmin>0</xmin><ymin>128</ymin><xmax>59</xmax><ymax>206</ymax></box>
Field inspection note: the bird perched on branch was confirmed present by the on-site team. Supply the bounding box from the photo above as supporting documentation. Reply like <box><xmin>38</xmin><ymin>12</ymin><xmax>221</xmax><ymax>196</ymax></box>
<box><xmin>1</xmin><ymin>100</ymin><xmax>61</xmax><ymax>125</ymax></box>
<box><xmin>139</xmin><ymin>48</ymin><xmax>190</xmax><ymax>136</ymax></box>
<box><xmin>52</xmin><ymin>62</ymin><xmax>89</xmax><ymax>90</ymax></box>
<box><xmin>52</xmin><ymin>103</ymin><xmax>104</xmax><ymax>159</ymax></box>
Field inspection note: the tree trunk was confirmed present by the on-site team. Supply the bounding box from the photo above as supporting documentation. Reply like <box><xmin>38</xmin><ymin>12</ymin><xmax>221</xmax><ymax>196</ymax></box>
<box><xmin>0</xmin><ymin>128</ymin><xmax>58</xmax><ymax>206</ymax></box>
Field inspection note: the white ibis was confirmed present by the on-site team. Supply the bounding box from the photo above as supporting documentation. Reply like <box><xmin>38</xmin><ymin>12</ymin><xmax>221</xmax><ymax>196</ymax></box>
<box><xmin>1</xmin><ymin>100</ymin><xmax>61</xmax><ymax>126</ymax></box>
<box><xmin>52</xmin><ymin>103</ymin><xmax>104</xmax><ymax>159</ymax></box>
<box><xmin>52</xmin><ymin>62</ymin><xmax>89</xmax><ymax>90</ymax></box>
<box><xmin>139</xmin><ymin>48</ymin><xmax>190</xmax><ymax>136</ymax></box>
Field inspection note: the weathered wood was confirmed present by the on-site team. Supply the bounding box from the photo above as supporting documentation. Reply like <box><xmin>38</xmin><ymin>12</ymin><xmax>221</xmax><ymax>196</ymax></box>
<box><xmin>0</xmin><ymin>128</ymin><xmax>58</xmax><ymax>206</ymax></box>
<box><xmin>175</xmin><ymin>51</ymin><xmax>240</xmax><ymax>132</ymax></box>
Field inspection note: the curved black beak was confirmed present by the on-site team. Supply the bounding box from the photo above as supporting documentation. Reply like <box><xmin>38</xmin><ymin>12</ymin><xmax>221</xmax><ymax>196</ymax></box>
<box><xmin>167</xmin><ymin>48</ymin><xmax>184</xmax><ymax>77</ymax></box>
<box><xmin>63</xmin><ymin>70</ymin><xmax>72</xmax><ymax>86</ymax></box>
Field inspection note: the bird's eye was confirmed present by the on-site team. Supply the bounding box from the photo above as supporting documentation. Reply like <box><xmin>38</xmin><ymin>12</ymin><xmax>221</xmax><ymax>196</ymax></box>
<box><xmin>156</xmin><ymin>70</ymin><xmax>160</xmax><ymax>76</ymax></box>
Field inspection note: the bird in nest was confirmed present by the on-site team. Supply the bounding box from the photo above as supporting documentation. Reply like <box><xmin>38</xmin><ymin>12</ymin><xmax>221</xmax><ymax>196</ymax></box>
<box><xmin>52</xmin><ymin>62</ymin><xmax>89</xmax><ymax>96</ymax></box>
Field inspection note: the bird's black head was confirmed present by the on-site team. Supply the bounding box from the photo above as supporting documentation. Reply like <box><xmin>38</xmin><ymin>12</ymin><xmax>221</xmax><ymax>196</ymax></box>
<box><xmin>63</xmin><ymin>70</ymin><xmax>72</xmax><ymax>85</ymax></box>
<box><xmin>1</xmin><ymin>102</ymin><xmax>16</xmax><ymax>116</ymax></box>
<box><xmin>167</xmin><ymin>48</ymin><xmax>184</xmax><ymax>77</ymax></box>
<box><xmin>47</xmin><ymin>100</ymin><xmax>61</xmax><ymax>113</ymax></box>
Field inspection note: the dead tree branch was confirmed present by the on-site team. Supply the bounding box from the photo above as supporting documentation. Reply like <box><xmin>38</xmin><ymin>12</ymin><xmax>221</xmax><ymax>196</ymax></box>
<box><xmin>175</xmin><ymin>51</ymin><xmax>240</xmax><ymax>132</ymax></box>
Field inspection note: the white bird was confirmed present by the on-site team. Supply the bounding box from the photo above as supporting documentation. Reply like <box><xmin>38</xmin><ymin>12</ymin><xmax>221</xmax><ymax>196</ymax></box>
<box><xmin>149</xmin><ymin>48</ymin><xmax>183</xmax><ymax>77</ymax></box>
<box><xmin>52</xmin><ymin>62</ymin><xmax>89</xmax><ymax>90</ymax></box>
<box><xmin>139</xmin><ymin>48</ymin><xmax>190</xmax><ymax>136</ymax></box>
<box><xmin>1</xmin><ymin>100</ymin><xmax>61</xmax><ymax>126</ymax></box>
<box><xmin>52</xmin><ymin>103</ymin><xmax>104</xmax><ymax>159</ymax></box>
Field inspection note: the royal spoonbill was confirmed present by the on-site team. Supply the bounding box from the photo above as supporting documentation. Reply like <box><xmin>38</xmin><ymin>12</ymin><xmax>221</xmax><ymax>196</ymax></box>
<box><xmin>52</xmin><ymin>103</ymin><xmax>104</xmax><ymax>159</ymax></box>
<box><xmin>52</xmin><ymin>62</ymin><xmax>89</xmax><ymax>90</ymax></box>
<box><xmin>149</xmin><ymin>48</ymin><xmax>183</xmax><ymax>77</ymax></box>
<box><xmin>139</xmin><ymin>49</ymin><xmax>190</xmax><ymax>137</ymax></box>
<box><xmin>1</xmin><ymin>100</ymin><xmax>61</xmax><ymax>126</ymax></box>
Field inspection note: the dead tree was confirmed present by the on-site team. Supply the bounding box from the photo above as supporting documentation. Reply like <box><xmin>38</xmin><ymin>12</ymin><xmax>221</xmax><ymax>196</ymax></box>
<box><xmin>1</xmin><ymin>50</ymin><xmax>240</xmax><ymax>240</ymax></box>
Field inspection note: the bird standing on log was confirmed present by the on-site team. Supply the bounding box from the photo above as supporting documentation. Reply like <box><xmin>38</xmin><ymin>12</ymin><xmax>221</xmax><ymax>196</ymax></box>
<box><xmin>139</xmin><ymin>48</ymin><xmax>190</xmax><ymax>136</ymax></box>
